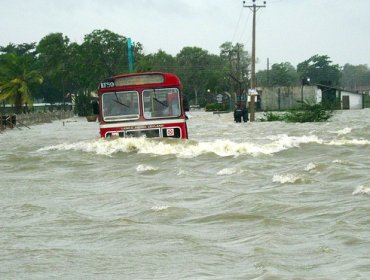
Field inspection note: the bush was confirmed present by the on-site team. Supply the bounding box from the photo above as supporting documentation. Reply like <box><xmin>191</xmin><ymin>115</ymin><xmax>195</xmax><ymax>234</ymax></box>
<box><xmin>260</xmin><ymin>111</ymin><xmax>285</xmax><ymax>122</ymax></box>
<box><xmin>205</xmin><ymin>102</ymin><xmax>227</xmax><ymax>111</ymax></box>
<box><xmin>75</xmin><ymin>92</ymin><xmax>94</xmax><ymax>117</ymax></box>
<box><xmin>364</xmin><ymin>94</ymin><xmax>370</xmax><ymax>108</ymax></box>
<box><xmin>260</xmin><ymin>102</ymin><xmax>334</xmax><ymax>123</ymax></box>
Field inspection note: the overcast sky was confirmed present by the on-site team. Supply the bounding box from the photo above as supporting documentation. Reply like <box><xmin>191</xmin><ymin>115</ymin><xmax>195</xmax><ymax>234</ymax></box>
<box><xmin>1</xmin><ymin>0</ymin><xmax>369</xmax><ymax>70</ymax></box>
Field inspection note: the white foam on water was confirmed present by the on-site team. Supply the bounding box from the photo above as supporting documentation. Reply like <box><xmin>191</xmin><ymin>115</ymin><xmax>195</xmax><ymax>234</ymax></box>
<box><xmin>330</xmin><ymin>127</ymin><xmax>352</xmax><ymax>135</ymax></box>
<box><xmin>38</xmin><ymin>133</ymin><xmax>369</xmax><ymax>158</ymax></box>
<box><xmin>177</xmin><ymin>169</ymin><xmax>189</xmax><ymax>176</ymax></box>
<box><xmin>264</xmin><ymin>134</ymin><xmax>323</xmax><ymax>147</ymax></box>
<box><xmin>327</xmin><ymin>138</ymin><xmax>370</xmax><ymax>146</ymax></box>
<box><xmin>304</xmin><ymin>162</ymin><xmax>317</xmax><ymax>171</ymax></box>
<box><xmin>151</xmin><ymin>205</ymin><xmax>169</xmax><ymax>211</ymax></box>
<box><xmin>272</xmin><ymin>173</ymin><xmax>302</xmax><ymax>184</ymax></box>
<box><xmin>332</xmin><ymin>159</ymin><xmax>352</xmax><ymax>165</ymax></box>
<box><xmin>38</xmin><ymin>138</ymin><xmax>140</xmax><ymax>155</ymax></box>
<box><xmin>352</xmin><ymin>185</ymin><xmax>370</xmax><ymax>196</ymax></box>
<box><xmin>136</xmin><ymin>164</ymin><xmax>158</xmax><ymax>172</ymax></box>
<box><xmin>217</xmin><ymin>167</ymin><xmax>238</xmax><ymax>176</ymax></box>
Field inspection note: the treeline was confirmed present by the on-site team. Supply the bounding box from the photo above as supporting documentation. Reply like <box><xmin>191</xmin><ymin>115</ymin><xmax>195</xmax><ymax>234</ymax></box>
<box><xmin>1</xmin><ymin>29</ymin><xmax>369</xmax><ymax>112</ymax></box>
<box><xmin>256</xmin><ymin>58</ymin><xmax>370</xmax><ymax>91</ymax></box>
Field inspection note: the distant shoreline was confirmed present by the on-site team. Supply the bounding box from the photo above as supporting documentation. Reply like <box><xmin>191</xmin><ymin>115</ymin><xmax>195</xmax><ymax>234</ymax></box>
<box><xmin>0</xmin><ymin>111</ymin><xmax>74</xmax><ymax>131</ymax></box>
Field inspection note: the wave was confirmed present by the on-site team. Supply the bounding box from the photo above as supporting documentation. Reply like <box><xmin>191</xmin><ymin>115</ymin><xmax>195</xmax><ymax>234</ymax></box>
<box><xmin>352</xmin><ymin>185</ymin><xmax>370</xmax><ymax>196</ymax></box>
<box><xmin>151</xmin><ymin>205</ymin><xmax>169</xmax><ymax>211</ymax></box>
<box><xmin>329</xmin><ymin>127</ymin><xmax>352</xmax><ymax>135</ymax></box>
<box><xmin>38</xmin><ymin>133</ymin><xmax>369</xmax><ymax>158</ymax></box>
<box><xmin>272</xmin><ymin>173</ymin><xmax>303</xmax><ymax>184</ymax></box>
<box><xmin>304</xmin><ymin>162</ymin><xmax>317</xmax><ymax>171</ymax></box>
<box><xmin>327</xmin><ymin>138</ymin><xmax>370</xmax><ymax>146</ymax></box>
<box><xmin>136</xmin><ymin>164</ymin><xmax>158</xmax><ymax>172</ymax></box>
<box><xmin>217</xmin><ymin>167</ymin><xmax>238</xmax><ymax>176</ymax></box>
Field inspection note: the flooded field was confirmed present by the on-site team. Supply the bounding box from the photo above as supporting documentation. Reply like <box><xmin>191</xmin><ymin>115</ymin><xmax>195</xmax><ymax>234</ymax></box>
<box><xmin>1</xmin><ymin>109</ymin><xmax>370</xmax><ymax>279</ymax></box>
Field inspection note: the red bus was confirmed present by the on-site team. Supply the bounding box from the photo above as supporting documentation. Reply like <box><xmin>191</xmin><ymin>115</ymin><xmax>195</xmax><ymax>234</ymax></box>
<box><xmin>96</xmin><ymin>72</ymin><xmax>189</xmax><ymax>139</ymax></box>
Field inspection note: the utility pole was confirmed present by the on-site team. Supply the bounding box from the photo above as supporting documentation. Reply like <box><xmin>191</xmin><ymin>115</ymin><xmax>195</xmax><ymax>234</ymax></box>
<box><xmin>243</xmin><ymin>0</ymin><xmax>266</xmax><ymax>121</ymax></box>
<box><xmin>267</xmin><ymin>57</ymin><xmax>270</xmax><ymax>86</ymax></box>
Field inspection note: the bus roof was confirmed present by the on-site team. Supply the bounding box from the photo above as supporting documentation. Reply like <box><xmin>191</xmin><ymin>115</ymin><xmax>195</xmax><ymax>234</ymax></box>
<box><xmin>98</xmin><ymin>72</ymin><xmax>182</xmax><ymax>92</ymax></box>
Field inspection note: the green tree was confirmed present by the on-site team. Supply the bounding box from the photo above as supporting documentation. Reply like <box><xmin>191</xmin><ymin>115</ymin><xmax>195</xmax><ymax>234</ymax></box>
<box><xmin>136</xmin><ymin>50</ymin><xmax>176</xmax><ymax>73</ymax></box>
<box><xmin>256</xmin><ymin>69</ymin><xmax>268</xmax><ymax>86</ymax></box>
<box><xmin>204</xmin><ymin>54</ymin><xmax>229</xmax><ymax>93</ymax></box>
<box><xmin>78</xmin><ymin>29</ymin><xmax>130</xmax><ymax>91</ymax></box>
<box><xmin>1</xmin><ymin>43</ymin><xmax>37</xmax><ymax>56</ymax></box>
<box><xmin>36</xmin><ymin>33</ymin><xmax>72</xmax><ymax>104</ymax></box>
<box><xmin>176</xmin><ymin>47</ymin><xmax>219</xmax><ymax>106</ymax></box>
<box><xmin>297</xmin><ymin>55</ymin><xmax>341</xmax><ymax>86</ymax></box>
<box><xmin>137</xmin><ymin>48</ymin><xmax>229</xmax><ymax>106</ymax></box>
<box><xmin>0</xmin><ymin>53</ymin><xmax>43</xmax><ymax>113</ymax></box>
<box><xmin>341</xmin><ymin>63</ymin><xmax>370</xmax><ymax>91</ymax></box>
<box><xmin>220</xmin><ymin>42</ymin><xmax>250</xmax><ymax>94</ymax></box>
<box><xmin>257</xmin><ymin>62</ymin><xmax>298</xmax><ymax>87</ymax></box>
<box><xmin>270</xmin><ymin>62</ymin><xmax>298</xmax><ymax>86</ymax></box>
<box><xmin>71</xmin><ymin>29</ymin><xmax>135</xmax><ymax>116</ymax></box>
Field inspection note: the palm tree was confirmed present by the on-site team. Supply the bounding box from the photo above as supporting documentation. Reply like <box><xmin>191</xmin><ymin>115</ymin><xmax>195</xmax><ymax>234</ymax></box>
<box><xmin>0</xmin><ymin>53</ymin><xmax>43</xmax><ymax>114</ymax></box>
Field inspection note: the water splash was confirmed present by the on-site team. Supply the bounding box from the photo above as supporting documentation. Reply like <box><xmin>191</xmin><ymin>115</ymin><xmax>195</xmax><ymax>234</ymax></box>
<box><xmin>330</xmin><ymin>127</ymin><xmax>352</xmax><ymax>135</ymax></box>
<box><xmin>352</xmin><ymin>185</ymin><xmax>370</xmax><ymax>196</ymax></box>
<box><xmin>38</xmin><ymin>133</ymin><xmax>369</xmax><ymax>158</ymax></box>
<box><xmin>217</xmin><ymin>167</ymin><xmax>238</xmax><ymax>176</ymax></box>
<box><xmin>328</xmin><ymin>138</ymin><xmax>370</xmax><ymax>146</ymax></box>
<box><xmin>304</xmin><ymin>162</ymin><xmax>317</xmax><ymax>171</ymax></box>
<box><xmin>272</xmin><ymin>173</ymin><xmax>303</xmax><ymax>184</ymax></box>
<box><xmin>151</xmin><ymin>205</ymin><xmax>169</xmax><ymax>211</ymax></box>
<box><xmin>136</xmin><ymin>164</ymin><xmax>158</xmax><ymax>172</ymax></box>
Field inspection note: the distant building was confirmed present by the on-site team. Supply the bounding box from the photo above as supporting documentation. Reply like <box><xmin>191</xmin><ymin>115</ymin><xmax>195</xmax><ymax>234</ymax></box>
<box><xmin>317</xmin><ymin>84</ymin><xmax>363</xmax><ymax>110</ymax></box>
<box><xmin>258</xmin><ymin>85</ymin><xmax>365</xmax><ymax>111</ymax></box>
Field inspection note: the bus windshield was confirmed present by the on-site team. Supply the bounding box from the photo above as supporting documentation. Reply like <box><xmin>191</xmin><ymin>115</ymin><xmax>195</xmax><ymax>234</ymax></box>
<box><xmin>142</xmin><ymin>88</ymin><xmax>181</xmax><ymax>119</ymax></box>
<box><xmin>102</xmin><ymin>91</ymin><xmax>139</xmax><ymax>121</ymax></box>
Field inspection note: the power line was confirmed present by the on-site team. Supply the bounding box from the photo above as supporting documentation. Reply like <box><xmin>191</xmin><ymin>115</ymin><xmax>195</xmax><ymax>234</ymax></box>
<box><xmin>231</xmin><ymin>7</ymin><xmax>244</xmax><ymax>44</ymax></box>
<box><xmin>237</xmin><ymin>10</ymin><xmax>252</xmax><ymax>46</ymax></box>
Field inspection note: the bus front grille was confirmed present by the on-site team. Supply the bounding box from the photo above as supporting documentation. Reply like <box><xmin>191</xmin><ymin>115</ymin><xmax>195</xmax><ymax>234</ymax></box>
<box><xmin>105</xmin><ymin>127</ymin><xmax>181</xmax><ymax>139</ymax></box>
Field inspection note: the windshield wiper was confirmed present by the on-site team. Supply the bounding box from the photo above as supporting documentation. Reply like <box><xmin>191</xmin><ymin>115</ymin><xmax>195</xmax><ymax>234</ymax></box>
<box><xmin>114</xmin><ymin>92</ymin><xmax>129</xmax><ymax>107</ymax></box>
<box><xmin>150</xmin><ymin>89</ymin><xmax>168</xmax><ymax>108</ymax></box>
<box><xmin>153</xmin><ymin>97</ymin><xmax>168</xmax><ymax>107</ymax></box>
<box><xmin>113</xmin><ymin>99</ymin><xmax>129</xmax><ymax>107</ymax></box>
